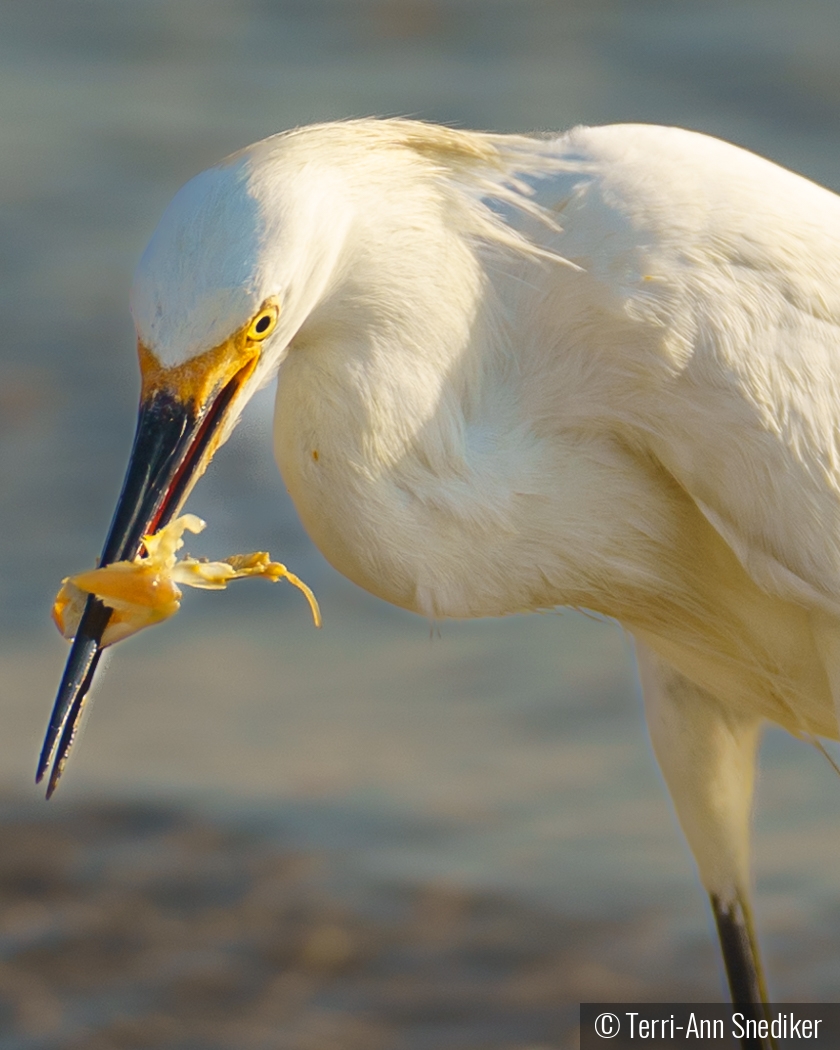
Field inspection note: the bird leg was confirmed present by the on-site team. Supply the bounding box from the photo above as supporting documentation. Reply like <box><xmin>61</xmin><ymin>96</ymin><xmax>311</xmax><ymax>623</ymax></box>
<box><xmin>711</xmin><ymin>890</ymin><xmax>771</xmax><ymax>1011</ymax></box>
<box><xmin>636</xmin><ymin>643</ymin><xmax>777</xmax><ymax>1050</ymax></box>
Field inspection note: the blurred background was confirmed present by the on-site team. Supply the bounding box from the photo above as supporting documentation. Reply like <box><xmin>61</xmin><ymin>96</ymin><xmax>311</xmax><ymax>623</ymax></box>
<box><xmin>3</xmin><ymin>1</ymin><xmax>840</xmax><ymax>1046</ymax></box>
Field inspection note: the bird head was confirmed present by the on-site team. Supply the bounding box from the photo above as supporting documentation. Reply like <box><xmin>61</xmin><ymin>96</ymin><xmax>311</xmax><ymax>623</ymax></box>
<box><xmin>38</xmin><ymin>142</ymin><xmax>354</xmax><ymax>795</ymax></box>
<box><xmin>121</xmin><ymin>150</ymin><xmax>354</xmax><ymax>560</ymax></box>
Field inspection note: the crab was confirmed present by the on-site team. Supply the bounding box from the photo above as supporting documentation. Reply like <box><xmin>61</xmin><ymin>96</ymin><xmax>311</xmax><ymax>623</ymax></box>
<box><xmin>53</xmin><ymin>514</ymin><xmax>320</xmax><ymax>648</ymax></box>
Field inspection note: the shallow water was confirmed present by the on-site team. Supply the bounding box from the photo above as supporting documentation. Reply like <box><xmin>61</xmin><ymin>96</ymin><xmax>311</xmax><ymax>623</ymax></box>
<box><xmin>2</xmin><ymin>0</ymin><xmax>840</xmax><ymax>1041</ymax></box>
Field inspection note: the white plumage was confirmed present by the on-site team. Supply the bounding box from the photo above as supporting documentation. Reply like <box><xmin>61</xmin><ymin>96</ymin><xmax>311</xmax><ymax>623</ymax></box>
<box><xmin>51</xmin><ymin>119</ymin><xmax>840</xmax><ymax>1017</ymax></box>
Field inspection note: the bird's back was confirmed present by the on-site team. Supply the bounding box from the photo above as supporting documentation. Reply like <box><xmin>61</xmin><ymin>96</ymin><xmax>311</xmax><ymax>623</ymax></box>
<box><xmin>529</xmin><ymin>125</ymin><xmax>840</xmax><ymax>620</ymax></box>
<box><xmin>466</xmin><ymin>123</ymin><xmax>840</xmax><ymax>737</ymax></box>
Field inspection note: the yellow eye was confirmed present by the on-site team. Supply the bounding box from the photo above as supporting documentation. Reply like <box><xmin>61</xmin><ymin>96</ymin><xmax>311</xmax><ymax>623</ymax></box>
<box><xmin>246</xmin><ymin>301</ymin><xmax>280</xmax><ymax>341</ymax></box>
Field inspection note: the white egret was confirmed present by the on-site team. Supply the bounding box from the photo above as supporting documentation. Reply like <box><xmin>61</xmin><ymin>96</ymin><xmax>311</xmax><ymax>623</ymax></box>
<box><xmin>40</xmin><ymin>119</ymin><xmax>840</xmax><ymax>1038</ymax></box>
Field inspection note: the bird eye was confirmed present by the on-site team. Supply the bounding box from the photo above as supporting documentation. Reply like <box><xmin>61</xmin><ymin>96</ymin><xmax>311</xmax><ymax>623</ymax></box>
<box><xmin>247</xmin><ymin>302</ymin><xmax>280</xmax><ymax>342</ymax></box>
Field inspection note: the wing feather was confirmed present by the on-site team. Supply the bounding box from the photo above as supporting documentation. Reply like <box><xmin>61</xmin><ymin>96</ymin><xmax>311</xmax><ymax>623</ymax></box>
<box><xmin>545</xmin><ymin>125</ymin><xmax>840</xmax><ymax>614</ymax></box>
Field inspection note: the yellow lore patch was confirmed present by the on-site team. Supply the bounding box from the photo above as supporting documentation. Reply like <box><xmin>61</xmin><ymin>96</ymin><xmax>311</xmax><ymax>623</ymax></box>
<box><xmin>137</xmin><ymin>298</ymin><xmax>281</xmax><ymax>407</ymax></box>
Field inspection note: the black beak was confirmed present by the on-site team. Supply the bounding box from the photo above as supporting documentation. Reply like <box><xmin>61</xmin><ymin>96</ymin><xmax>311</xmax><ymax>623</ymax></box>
<box><xmin>38</xmin><ymin>371</ymin><xmax>244</xmax><ymax>798</ymax></box>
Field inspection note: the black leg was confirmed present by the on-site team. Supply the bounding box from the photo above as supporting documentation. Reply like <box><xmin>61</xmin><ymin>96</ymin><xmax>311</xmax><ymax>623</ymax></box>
<box><xmin>711</xmin><ymin>892</ymin><xmax>777</xmax><ymax>1050</ymax></box>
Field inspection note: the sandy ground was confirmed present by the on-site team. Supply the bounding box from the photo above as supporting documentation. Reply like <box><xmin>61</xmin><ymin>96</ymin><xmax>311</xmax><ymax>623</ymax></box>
<box><xmin>0</xmin><ymin>796</ymin><xmax>718</xmax><ymax>1050</ymax></box>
